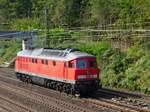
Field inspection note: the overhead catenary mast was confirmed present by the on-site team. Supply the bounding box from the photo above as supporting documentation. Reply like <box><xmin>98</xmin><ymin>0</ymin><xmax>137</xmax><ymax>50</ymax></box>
<box><xmin>44</xmin><ymin>5</ymin><xmax>49</xmax><ymax>47</ymax></box>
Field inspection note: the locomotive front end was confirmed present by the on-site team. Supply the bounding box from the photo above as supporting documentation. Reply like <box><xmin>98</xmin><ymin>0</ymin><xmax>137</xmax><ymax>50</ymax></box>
<box><xmin>74</xmin><ymin>57</ymin><xmax>101</xmax><ymax>94</ymax></box>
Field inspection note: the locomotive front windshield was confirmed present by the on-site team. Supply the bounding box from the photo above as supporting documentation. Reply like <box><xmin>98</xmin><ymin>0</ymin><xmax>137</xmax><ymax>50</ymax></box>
<box><xmin>89</xmin><ymin>60</ymin><xmax>97</xmax><ymax>68</ymax></box>
<box><xmin>77</xmin><ymin>59</ymin><xmax>97</xmax><ymax>69</ymax></box>
<box><xmin>77</xmin><ymin>60</ymin><xmax>87</xmax><ymax>69</ymax></box>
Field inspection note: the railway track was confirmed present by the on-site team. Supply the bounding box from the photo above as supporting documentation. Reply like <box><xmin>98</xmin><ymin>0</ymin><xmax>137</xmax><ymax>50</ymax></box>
<box><xmin>0</xmin><ymin>88</ymin><xmax>69</xmax><ymax>112</ymax></box>
<box><xmin>97</xmin><ymin>89</ymin><xmax>150</xmax><ymax>105</ymax></box>
<box><xmin>0</xmin><ymin>80</ymin><xmax>93</xmax><ymax>112</ymax></box>
<box><xmin>0</xmin><ymin>68</ymin><xmax>113</xmax><ymax>112</ymax></box>
<box><xmin>83</xmin><ymin>97</ymin><xmax>150</xmax><ymax>112</ymax></box>
<box><xmin>0</xmin><ymin>67</ymin><xmax>150</xmax><ymax>112</ymax></box>
<box><xmin>0</xmin><ymin>106</ymin><xmax>10</xmax><ymax>112</ymax></box>
<box><xmin>99</xmin><ymin>88</ymin><xmax>150</xmax><ymax>100</ymax></box>
<box><xmin>0</xmin><ymin>94</ymin><xmax>33</xmax><ymax>112</ymax></box>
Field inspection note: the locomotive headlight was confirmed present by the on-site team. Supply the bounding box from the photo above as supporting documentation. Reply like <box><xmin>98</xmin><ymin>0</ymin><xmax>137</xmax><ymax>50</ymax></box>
<box><xmin>93</xmin><ymin>74</ymin><xmax>97</xmax><ymax>78</ymax></box>
<box><xmin>78</xmin><ymin>75</ymin><xmax>86</xmax><ymax>79</ymax></box>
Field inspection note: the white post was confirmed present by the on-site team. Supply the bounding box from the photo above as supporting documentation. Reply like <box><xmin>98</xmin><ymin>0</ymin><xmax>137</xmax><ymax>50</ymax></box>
<box><xmin>22</xmin><ymin>40</ymin><xmax>26</xmax><ymax>50</ymax></box>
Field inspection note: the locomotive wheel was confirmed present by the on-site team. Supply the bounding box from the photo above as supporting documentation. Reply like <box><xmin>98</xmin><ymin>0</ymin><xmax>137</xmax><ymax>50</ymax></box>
<box><xmin>58</xmin><ymin>84</ymin><xmax>63</xmax><ymax>92</ymax></box>
<box><xmin>63</xmin><ymin>85</ymin><xmax>67</xmax><ymax>92</ymax></box>
<box><xmin>70</xmin><ymin>88</ymin><xmax>75</xmax><ymax>95</ymax></box>
<box><xmin>56</xmin><ymin>84</ymin><xmax>59</xmax><ymax>91</ymax></box>
<box><xmin>52</xmin><ymin>83</ymin><xmax>56</xmax><ymax>89</ymax></box>
<box><xmin>24</xmin><ymin>78</ymin><xmax>28</xmax><ymax>83</ymax></box>
<box><xmin>47</xmin><ymin>82</ymin><xmax>51</xmax><ymax>88</ymax></box>
<box><xmin>28</xmin><ymin>78</ymin><xmax>32</xmax><ymax>83</ymax></box>
<box><xmin>59</xmin><ymin>86</ymin><xmax>63</xmax><ymax>92</ymax></box>
<box><xmin>22</xmin><ymin>77</ymin><xmax>26</xmax><ymax>82</ymax></box>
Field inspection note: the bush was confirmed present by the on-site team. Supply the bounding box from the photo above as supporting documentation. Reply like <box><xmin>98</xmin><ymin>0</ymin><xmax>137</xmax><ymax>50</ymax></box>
<box><xmin>101</xmin><ymin>41</ymin><xmax>150</xmax><ymax>94</ymax></box>
<box><xmin>123</xmin><ymin>55</ymin><xmax>150</xmax><ymax>92</ymax></box>
<box><xmin>0</xmin><ymin>40</ymin><xmax>21</xmax><ymax>64</ymax></box>
<box><xmin>10</xmin><ymin>18</ymin><xmax>45</xmax><ymax>30</ymax></box>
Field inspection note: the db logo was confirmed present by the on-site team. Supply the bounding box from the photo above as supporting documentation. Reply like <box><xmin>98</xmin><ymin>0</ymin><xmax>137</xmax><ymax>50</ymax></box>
<box><xmin>86</xmin><ymin>70</ymin><xmax>90</xmax><ymax>75</ymax></box>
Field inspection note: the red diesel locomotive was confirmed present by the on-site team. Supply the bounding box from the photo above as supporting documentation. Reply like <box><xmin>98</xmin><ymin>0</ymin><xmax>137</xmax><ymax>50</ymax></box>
<box><xmin>15</xmin><ymin>48</ymin><xmax>101</xmax><ymax>95</ymax></box>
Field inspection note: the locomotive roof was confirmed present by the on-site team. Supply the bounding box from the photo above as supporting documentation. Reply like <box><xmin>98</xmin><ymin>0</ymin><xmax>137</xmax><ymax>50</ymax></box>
<box><xmin>17</xmin><ymin>48</ymin><xmax>95</xmax><ymax>61</ymax></box>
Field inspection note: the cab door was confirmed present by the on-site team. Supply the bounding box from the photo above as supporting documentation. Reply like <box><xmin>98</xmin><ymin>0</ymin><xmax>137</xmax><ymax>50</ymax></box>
<box><xmin>67</xmin><ymin>60</ymin><xmax>76</xmax><ymax>81</ymax></box>
<box><xmin>63</xmin><ymin>60</ymin><xmax>76</xmax><ymax>81</ymax></box>
<box><xmin>63</xmin><ymin>62</ymin><xmax>68</xmax><ymax>80</ymax></box>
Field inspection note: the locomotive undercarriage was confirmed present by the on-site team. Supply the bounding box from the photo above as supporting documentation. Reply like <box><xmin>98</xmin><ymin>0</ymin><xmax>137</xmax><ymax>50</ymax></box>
<box><xmin>16</xmin><ymin>72</ymin><xmax>100</xmax><ymax>96</ymax></box>
<box><xmin>75</xmin><ymin>80</ymin><xmax>100</xmax><ymax>95</ymax></box>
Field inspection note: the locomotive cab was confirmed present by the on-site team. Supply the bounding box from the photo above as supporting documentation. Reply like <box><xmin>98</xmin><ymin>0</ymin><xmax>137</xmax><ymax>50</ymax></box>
<box><xmin>75</xmin><ymin>58</ymin><xmax>99</xmax><ymax>81</ymax></box>
<box><xmin>67</xmin><ymin>57</ymin><xmax>101</xmax><ymax>94</ymax></box>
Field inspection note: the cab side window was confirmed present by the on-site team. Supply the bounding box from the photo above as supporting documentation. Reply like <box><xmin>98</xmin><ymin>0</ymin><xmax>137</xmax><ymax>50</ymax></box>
<box><xmin>42</xmin><ymin>59</ymin><xmax>44</xmax><ymax>64</ymax></box>
<box><xmin>69</xmin><ymin>61</ymin><xmax>74</xmax><ymax>68</ymax></box>
<box><xmin>64</xmin><ymin>62</ymin><xmax>67</xmax><ymax>67</ymax></box>
<box><xmin>32</xmin><ymin>58</ymin><xmax>34</xmax><ymax>63</ymax></box>
<box><xmin>53</xmin><ymin>61</ymin><xmax>56</xmax><ymax>66</ymax></box>
<box><xmin>45</xmin><ymin>60</ymin><xmax>48</xmax><ymax>65</ymax></box>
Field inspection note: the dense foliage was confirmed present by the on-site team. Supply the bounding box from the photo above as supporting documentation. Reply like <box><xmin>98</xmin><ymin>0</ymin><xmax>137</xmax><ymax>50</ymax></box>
<box><xmin>101</xmin><ymin>42</ymin><xmax>150</xmax><ymax>93</ymax></box>
<box><xmin>0</xmin><ymin>0</ymin><xmax>150</xmax><ymax>30</ymax></box>
<box><xmin>0</xmin><ymin>39</ymin><xmax>21</xmax><ymax>64</ymax></box>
